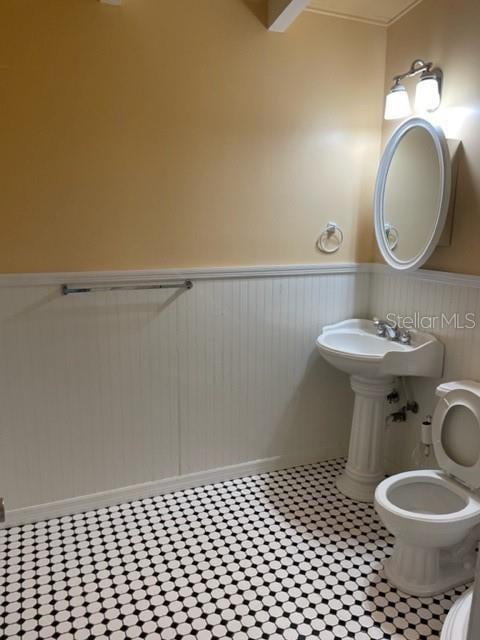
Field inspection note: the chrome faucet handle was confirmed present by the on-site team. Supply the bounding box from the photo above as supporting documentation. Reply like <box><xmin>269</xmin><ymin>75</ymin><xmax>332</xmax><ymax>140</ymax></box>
<box><xmin>373</xmin><ymin>317</ymin><xmax>383</xmax><ymax>334</ymax></box>
<box><xmin>373</xmin><ymin>317</ymin><xmax>386</xmax><ymax>336</ymax></box>
<box><xmin>399</xmin><ymin>330</ymin><xmax>412</xmax><ymax>345</ymax></box>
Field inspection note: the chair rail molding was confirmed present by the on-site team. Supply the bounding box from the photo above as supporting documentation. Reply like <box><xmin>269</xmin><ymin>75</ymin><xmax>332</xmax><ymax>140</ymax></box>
<box><xmin>0</xmin><ymin>263</ymin><xmax>479</xmax><ymax>289</ymax></box>
<box><xmin>0</xmin><ymin>263</ymin><xmax>369</xmax><ymax>288</ymax></box>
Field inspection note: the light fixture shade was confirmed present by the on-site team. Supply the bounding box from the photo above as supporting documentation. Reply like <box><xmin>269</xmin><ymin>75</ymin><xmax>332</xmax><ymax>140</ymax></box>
<box><xmin>384</xmin><ymin>84</ymin><xmax>411</xmax><ymax>120</ymax></box>
<box><xmin>415</xmin><ymin>76</ymin><xmax>441</xmax><ymax>112</ymax></box>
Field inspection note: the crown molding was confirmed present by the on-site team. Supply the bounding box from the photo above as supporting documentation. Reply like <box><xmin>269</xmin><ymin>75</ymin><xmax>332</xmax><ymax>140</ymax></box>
<box><xmin>305</xmin><ymin>0</ymin><xmax>423</xmax><ymax>28</ymax></box>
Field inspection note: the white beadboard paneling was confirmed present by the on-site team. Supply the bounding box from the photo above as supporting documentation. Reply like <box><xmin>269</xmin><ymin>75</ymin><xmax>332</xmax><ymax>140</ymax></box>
<box><xmin>0</xmin><ymin>286</ymin><xmax>180</xmax><ymax>510</ymax></box>
<box><xmin>177</xmin><ymin>274</ymin><xmax>368</xmax><ymax>474</ymax></box>
<box><xmin>370</xmin><ymin>270</ymin><xmax>480</xmax><ymax>473</ymax></box>
<box><xmin>4</xmin><ymin>261</ymin><xmax>480</xmax><ymax>523</ymax></box>
<box><xmin>0</xmin><ymin>269</ymin><xmax>369</xmax><ymax>518</ymax></box>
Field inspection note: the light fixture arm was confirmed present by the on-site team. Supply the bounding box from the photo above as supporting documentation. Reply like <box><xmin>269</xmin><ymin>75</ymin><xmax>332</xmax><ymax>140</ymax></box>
<box><xmin>393</xmin><ymin>59</ymin><xmax>433</xmax><ymax>84</ymax></box>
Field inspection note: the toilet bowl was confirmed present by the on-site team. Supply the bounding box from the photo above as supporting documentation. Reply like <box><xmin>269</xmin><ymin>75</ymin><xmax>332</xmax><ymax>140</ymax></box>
<box><xmin>376</xmin><ymin>469</ymin><xmax>480</xmax><ymax>595</ymax></box>
<box><xmin>375</xmin><ymin>380</ymin><xmax>480</xmax><ymax>596</ymax></box>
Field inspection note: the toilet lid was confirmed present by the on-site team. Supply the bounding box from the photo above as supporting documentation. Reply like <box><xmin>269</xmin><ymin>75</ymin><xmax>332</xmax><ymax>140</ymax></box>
<box><xmin>433</xmin><ymin>388</ymin><xmax>480</xmax><ymax>489</ymax></box>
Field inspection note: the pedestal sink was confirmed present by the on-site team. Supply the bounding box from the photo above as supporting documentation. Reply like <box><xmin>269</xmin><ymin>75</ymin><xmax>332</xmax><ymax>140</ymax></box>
<box><xmin>316</xmin><ymin>319</ymin><xmax>444</xmax><ymax>502</ymax></box>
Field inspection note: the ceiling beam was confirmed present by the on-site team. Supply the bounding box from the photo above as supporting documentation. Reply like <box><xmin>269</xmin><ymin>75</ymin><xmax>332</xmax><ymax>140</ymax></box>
<box><xmin>268</xmin><ymin>0</ymin><xmax>310</xmax><ymax>32</ymax></box>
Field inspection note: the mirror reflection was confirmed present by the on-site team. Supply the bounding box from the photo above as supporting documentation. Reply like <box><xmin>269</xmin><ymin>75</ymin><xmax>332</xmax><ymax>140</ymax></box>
<box><xmin>383</xmin><ymin>126</ymin><xmax>441</xmax><ymax>262</ymax></box>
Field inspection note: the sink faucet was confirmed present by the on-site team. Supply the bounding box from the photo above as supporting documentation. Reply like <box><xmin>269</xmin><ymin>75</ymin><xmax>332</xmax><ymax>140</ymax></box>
<box><xmin>373</xmin><ymin>317</ymin><xmax>411</xmax><ymax>344</ymax></box>
<box><xmin>373</xmin><ymin>317</ymin><xmax>399</xmax><ymax>340</ymax></box>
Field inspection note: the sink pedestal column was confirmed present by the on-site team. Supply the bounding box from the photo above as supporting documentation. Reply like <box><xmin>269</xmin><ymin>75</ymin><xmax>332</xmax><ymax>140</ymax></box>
<box><xmin>337</xmin><ymin>375</ymin><xmax>394</xmax><ymax>503</ymax></box>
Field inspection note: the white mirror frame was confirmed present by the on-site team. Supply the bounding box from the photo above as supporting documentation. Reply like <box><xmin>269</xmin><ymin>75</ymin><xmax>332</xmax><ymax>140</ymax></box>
<box><xmin>374</xmin><ymin>116</ymin><xmax>452</xmax><ymax>271</ymax></box>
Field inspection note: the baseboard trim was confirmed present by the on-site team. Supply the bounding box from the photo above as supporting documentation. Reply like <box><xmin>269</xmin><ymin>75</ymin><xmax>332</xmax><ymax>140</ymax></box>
<box><xmin>2</xmin><ymin>449</ymin><xmax>342</xmax><ymax>528</ymax></box>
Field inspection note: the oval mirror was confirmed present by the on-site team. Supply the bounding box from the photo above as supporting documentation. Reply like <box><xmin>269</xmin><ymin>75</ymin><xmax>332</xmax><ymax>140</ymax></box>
<box><xmin>374</xmin><ymin>117</ymin><xmax>452</xmax><ymax>271</ymax></box>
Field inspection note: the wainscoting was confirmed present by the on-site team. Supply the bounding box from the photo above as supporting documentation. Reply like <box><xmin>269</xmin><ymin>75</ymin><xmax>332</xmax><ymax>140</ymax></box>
<box><xmin>4</xmin><ymin>263</ymin><xmax>480</xmax><ymax>526</ymax></box>
<box><xmin>370</xmin><ymin>267</ymin><xmax>480</xmax><ymax>473</ymax></box>
<box><xmin>0</xmin><ymin>266</ymin><xmax>369</xmax><ymax>525</ymax></box>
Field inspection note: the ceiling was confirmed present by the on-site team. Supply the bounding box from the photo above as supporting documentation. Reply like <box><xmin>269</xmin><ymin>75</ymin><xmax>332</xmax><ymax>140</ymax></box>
<box><xmin>306</xmin><ymin>0</ymin><xmax>423</xmax><ymax>26</ymax></box>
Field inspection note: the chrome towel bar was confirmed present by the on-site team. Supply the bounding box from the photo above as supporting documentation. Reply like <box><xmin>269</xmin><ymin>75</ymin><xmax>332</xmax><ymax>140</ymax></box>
<box><xmin>62</xmin><ymin>280</ymin><xmax>193</xmax><ymax>295</ymax></box>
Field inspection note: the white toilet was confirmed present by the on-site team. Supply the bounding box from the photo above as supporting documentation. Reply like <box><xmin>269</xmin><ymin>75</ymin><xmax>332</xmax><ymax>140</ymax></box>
<box><xmin>375</xmin><ymin>380</ymin><xmax>480</xmax><ymax>596</ymax></box>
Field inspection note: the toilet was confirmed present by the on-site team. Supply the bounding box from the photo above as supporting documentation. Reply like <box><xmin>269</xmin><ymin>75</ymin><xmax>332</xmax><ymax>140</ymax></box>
<box><xmin>375</xmin><ymin>380</ymin><xmax>480</xmax><ymax>596</ymax></box>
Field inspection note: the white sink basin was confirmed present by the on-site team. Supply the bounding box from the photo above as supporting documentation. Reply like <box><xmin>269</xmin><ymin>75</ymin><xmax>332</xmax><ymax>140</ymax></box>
<box><xmin>316</xmin><ymin>319</ymin><xmax>444</xmax><ymax>379</ymax></box>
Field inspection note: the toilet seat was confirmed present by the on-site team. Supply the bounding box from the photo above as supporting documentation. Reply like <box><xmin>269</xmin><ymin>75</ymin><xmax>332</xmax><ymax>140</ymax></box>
<box><xmin>433</xmin><ymin>387</ymin><xmax>480</xmax><ymax>489</ymax></box>
<box><xmin>375</xmin><ymin>470</ymin><xmax>480</xmax><ymax>525</ymax></box>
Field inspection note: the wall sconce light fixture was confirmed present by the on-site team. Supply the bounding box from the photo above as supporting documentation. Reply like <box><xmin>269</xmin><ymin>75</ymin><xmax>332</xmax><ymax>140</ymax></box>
<box><xmin>384</xmin><ymin>59</ymin><xmax>442</xmax><ymax>120</ymax></box>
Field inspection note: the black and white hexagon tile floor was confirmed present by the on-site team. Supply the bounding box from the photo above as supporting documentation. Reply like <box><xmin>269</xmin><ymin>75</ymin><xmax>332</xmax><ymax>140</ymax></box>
<box><xmin>1</xmin><ymin>458</ymin><xmax>467</xmax><ymax>640</ymax></box>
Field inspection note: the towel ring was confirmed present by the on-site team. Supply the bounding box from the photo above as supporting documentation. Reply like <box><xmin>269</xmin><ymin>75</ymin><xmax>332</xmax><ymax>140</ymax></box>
<box><xmin>316</xmin><ymin>222</ymin><xmax>344</xmax><ymax>254</ymax></box>
<box><xmin>385</xmin><ymin>223</ymin><xmax>399</xmax><ymax>251</ymax></box>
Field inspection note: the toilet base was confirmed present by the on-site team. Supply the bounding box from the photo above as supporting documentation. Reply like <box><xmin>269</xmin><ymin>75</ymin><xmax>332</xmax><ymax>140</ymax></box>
<box><xmin>384</xmin><ymin>541</ymin><xmax>476</xmax><ymax>596</ymax></box>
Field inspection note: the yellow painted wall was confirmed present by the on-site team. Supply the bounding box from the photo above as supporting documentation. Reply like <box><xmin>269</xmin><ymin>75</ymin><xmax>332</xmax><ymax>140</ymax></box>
<box><xmin>380</xmin><ymin>0</ymin><xmax>480</xmax><ymax>274</ymax></box>
<box><xmin>0</xmin><ymin>0</ymin><xmax>385</xmax><ymax>273</ymax></box>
